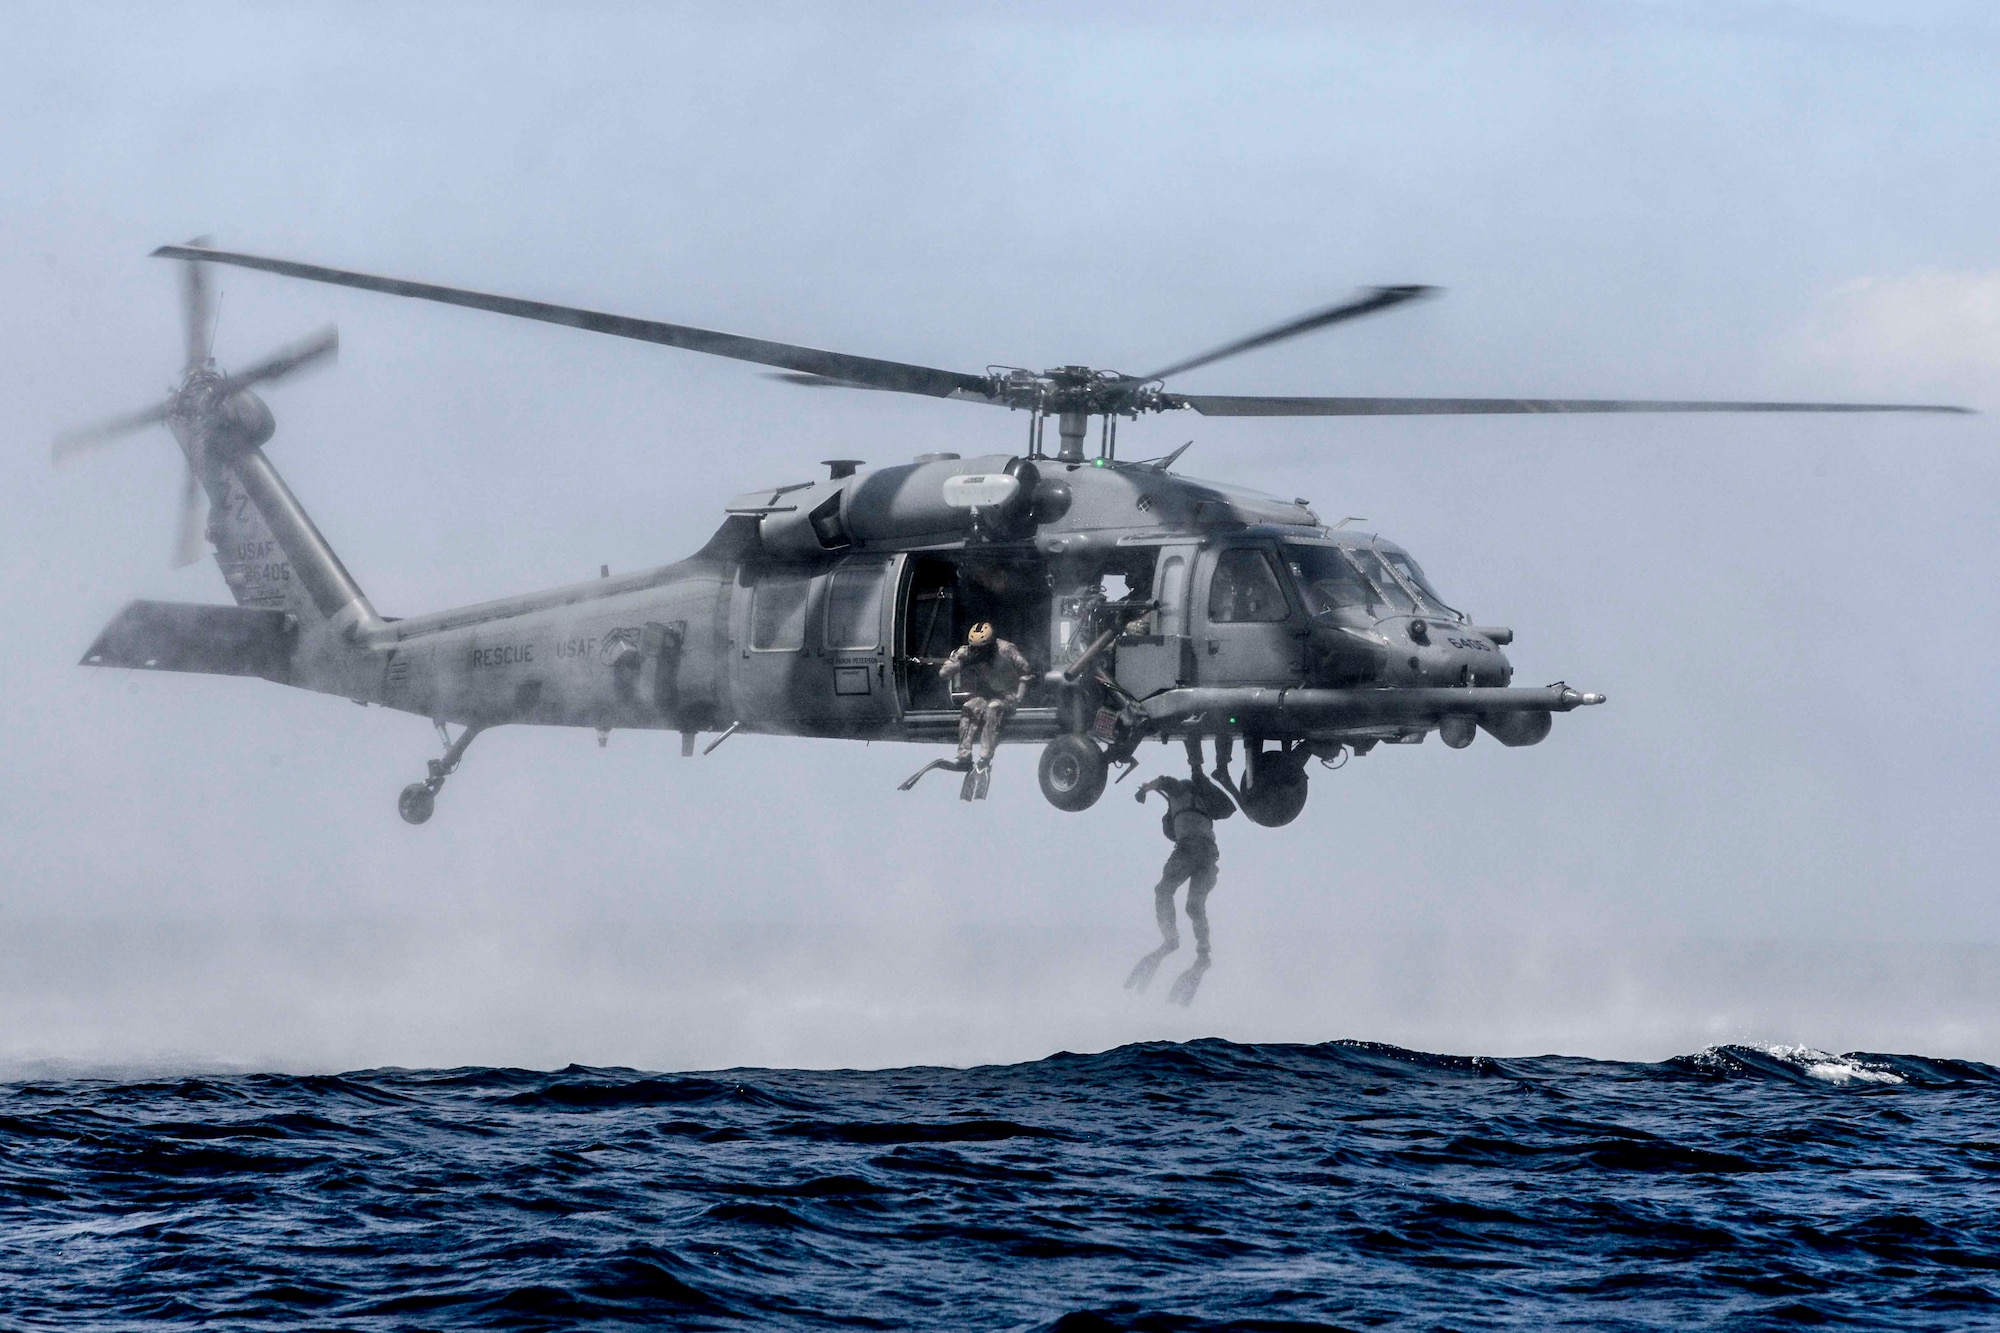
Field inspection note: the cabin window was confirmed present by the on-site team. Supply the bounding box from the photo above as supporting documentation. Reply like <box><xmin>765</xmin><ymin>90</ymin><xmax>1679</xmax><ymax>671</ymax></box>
<box><xmin>1207</xmin><ymin>548</ymin><xmax>1290</xmax><ymax>623</ymax></box>
<box><xmin>750</xmin><ymin>575</ymin><xmax>810</xmax><ymax>651</ymax></box>
<box><xmin>1157</xmin><ymin>554</ymin><xmax>1187</xmax><ymax>635</ymax></box>
<box><xmin>825</xmin><ymin>560</ymin><xmax>889</xmax><ymax>650</ymax></box>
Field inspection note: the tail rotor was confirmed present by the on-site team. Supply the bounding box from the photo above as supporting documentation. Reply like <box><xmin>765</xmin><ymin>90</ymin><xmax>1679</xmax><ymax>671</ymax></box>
<box><xmin>53</xmin><ymin>240</ymin><xmax>338</xmax><ymax>568</ymax></box>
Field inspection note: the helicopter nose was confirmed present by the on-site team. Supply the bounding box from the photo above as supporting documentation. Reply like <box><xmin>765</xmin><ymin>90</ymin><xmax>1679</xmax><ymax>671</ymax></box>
<box><xmin>1399</xmin><ymin>618</ymin><xmax>1511</xmax><ymax>686</ymax></box>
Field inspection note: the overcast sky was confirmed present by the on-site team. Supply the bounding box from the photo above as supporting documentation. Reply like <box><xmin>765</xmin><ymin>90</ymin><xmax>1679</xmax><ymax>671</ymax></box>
<box><xmin>3</xmin><ymin>2</ymin><xmax>1996</xmax><ymax>1074</ymax></box>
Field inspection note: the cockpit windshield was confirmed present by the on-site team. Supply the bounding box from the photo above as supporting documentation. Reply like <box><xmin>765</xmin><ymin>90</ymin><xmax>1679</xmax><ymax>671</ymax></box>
<box><xmin>1378</xmin><ymin>549</ymin><xmax>1462</xmax><ymax>620</ymax></box>
<box><xmin>1286</xmin><ymin>545</ymin><xmax>1396</xmax><ymax>617</ymax></box>
<box><xmin>1283</xmin><ymin>544</ymin><xmax>1461</xmax><ymax>621</ymax></box>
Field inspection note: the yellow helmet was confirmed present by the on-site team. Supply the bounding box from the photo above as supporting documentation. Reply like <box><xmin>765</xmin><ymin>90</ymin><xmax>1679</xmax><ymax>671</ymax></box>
<box><xmin>967</xmin><ymin>622</ymin><xmax>996</xmax><ymax>647</ymax></box>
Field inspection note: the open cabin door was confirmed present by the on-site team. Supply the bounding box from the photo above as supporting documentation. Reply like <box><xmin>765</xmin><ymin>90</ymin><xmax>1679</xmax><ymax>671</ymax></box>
<box><xmin>894</xmin><ymin>551</ymin><xmax>1054</xmax><ymax>730</ymax></box>
<box><xmin>897</xmin><ymin>554</ymin><xmax>960</xmax><ymax>714</ymax></box>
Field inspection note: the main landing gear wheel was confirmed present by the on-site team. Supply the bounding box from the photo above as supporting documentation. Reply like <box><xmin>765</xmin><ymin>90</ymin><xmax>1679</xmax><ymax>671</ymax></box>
<box><xmin>1038</xmin><ymin>734</ymin><xmax>1109</xmax><ymax>812</ymax></box>
<box><xmin>1237</xmin><ymin>743</ymin><xmax>1310</xmax><ymax>828</ymax></box>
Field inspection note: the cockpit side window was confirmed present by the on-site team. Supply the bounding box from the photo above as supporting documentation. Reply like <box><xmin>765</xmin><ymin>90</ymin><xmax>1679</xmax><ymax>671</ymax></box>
<box><xmin>1208</xmin><ymin>548</ymin><xmax>1291</xmax><ymax>623</ymax></box>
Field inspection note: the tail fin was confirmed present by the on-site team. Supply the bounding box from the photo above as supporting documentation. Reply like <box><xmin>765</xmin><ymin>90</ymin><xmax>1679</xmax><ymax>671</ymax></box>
<box><xmin>200</xmin><ymin>439</ymin><xmax>380</xmax><ymax>637</ymax></box>
<box><xmin>82</xmin><ymin>600</ymin><xmax>297</xmax><ymax>682</ymax></box>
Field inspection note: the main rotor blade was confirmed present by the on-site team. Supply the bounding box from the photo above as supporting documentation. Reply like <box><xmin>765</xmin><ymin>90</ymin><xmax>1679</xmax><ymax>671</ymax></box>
<box><xmin>213</xmin><ymin>325</ymin><xmax>339</xmax><ymax>398</ymax></box>
<box><xmin>155</xmin><ymin>244</ymin><xmax>996</xmax><ymax>401</ymax></box>
<box><xmin>765</xmin><ymin>371</ymin><xmax>895</xmax><ymax>391</ymax></box>
<box><xmin>1172</xmin><ymin>394</ymin><xmax>1975</xmax><ymax>417</ymax></box>
<box><xmin>179</xmin><ymin>236</ymin><xmax>214</xmax><ymax>371</ymax></box>
<box><xmin>765</xmin><ymin>371</ymin><xmax>1006</xmax><ymax>407</ymax></box>
<box><xmin>51</xmin><ymin>399</ymin><xmax>173</xmax><ymax>464</ymax></box>
<box><xmin>1140</xmin><ymin>286</ymin><xmax>1437</xmax><ymax>383</ymax></box>
<box><xmin>171</xmin><ymin>463</ymin><xmax>208</xmax><ymax>568</ymax></box>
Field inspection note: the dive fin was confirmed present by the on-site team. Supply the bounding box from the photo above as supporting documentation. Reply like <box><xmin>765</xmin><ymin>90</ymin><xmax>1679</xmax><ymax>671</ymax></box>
<box><xmin>1126</xmin><ymin>944</ymin><xmax>1176</xmax><ymax>993</ymax></box>
<box><xmin>899</xmin><ymin>756</ymin><xmax>970</xmax><ymax>791</ymax></box>
<box><xmin>1167</xmin><ymin>957</ymin><xmax>1211</xmax><ymax>1007</ymax></box>
<box><xmin>961</xmin><ymin>762</ymin><xmax>991</xmax><ymax>802</ymax></box>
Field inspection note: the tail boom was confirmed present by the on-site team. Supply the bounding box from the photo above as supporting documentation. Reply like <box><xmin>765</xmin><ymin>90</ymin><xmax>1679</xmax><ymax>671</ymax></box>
<box><xmin>220</xmin><ymin>446</ymin><xmax>377</xmax><ymax>634</ymax></box>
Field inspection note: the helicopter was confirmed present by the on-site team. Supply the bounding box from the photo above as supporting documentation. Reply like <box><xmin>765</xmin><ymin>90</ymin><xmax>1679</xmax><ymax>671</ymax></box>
<box><xmin>56</xmin><ymin>243</ymin><xmax>1968</xmax><ymax>825</ymax></box>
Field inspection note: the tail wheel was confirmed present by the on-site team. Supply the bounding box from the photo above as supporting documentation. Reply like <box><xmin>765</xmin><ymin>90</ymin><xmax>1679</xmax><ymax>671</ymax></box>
<box><xmin>1038</xmin><ymin>734</ymin><xmax>1109</xmax><ymax>813</ymax></box>
<box><xmin>398</xmin><ymin>783</ymin><xmax>437</xmax><ymax>825</ymax></box>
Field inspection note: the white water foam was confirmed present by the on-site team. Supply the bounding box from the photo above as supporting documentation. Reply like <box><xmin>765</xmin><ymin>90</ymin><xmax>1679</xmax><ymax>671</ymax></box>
<box><xmin>1761</xmin><ymin>1045</ymin><xmax>1904</xmax><ymax>1086</ymax></box>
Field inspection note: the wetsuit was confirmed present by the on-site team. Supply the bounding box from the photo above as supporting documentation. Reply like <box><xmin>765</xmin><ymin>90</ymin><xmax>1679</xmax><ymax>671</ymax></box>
<box><xmin>1149</xmin><ymin>774</ymin><xmax>1223</xmax><ymax>961</ymax></box>
<box><xmin>940</xmin><ymin>639</ymin><xmax>1034</xmax><ymax>765</ymax></box>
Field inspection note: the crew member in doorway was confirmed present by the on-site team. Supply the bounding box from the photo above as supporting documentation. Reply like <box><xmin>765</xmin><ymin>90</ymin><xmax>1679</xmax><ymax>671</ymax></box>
<box><xmin>939</xmin><ymin>621</ymin><xmax>1034</xmax><ymax>774</ymax></box>
<box><xmin>1128</xmin><ymin>738</ymin><xmax>1236</xmax><ymax>1006</ymax></box>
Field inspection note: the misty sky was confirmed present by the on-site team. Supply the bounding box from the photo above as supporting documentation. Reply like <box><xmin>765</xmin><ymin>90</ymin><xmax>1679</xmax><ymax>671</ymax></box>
<box><xmin>3</xmin><ymin>2</ymin><xmax>1996</xmax><ymax>1073</ymax></box>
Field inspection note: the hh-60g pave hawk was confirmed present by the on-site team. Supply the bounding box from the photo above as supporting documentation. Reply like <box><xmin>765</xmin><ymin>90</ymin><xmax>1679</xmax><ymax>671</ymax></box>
<box><xmin>57</xmin><ymin>243</ymin><xmax>1968</xmax><ymax>824</ymax></box>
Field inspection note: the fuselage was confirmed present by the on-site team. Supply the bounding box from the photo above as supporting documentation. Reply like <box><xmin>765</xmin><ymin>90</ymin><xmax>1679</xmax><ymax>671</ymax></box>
<box><xmin>338</xmin><ymin>452</ymin><xmax>1516</xmax><ymax>751</ymax></box>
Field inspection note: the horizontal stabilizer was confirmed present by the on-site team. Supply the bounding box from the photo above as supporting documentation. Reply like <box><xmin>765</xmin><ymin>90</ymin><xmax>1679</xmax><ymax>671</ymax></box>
<box><xmin>80</xmin><ymin>601</ymin><xmax>297</xmax><ymax>683</ymax></box>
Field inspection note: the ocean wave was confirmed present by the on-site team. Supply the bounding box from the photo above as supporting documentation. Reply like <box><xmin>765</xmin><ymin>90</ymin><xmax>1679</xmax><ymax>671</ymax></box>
<box><xmin>5</xmin><ymin>1037</ymin><xmax>1999</xmax><ymax>1330</ymax></box>
<box><xmin>1665</xmin><ymin>1043</ymin><xmax>2000</xmax><ymax>1088</ymax></box>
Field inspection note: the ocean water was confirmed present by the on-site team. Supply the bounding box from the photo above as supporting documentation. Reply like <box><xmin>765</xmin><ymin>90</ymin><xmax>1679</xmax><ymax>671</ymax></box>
<box><xmin>3</xmin><ymin>1039</ymin><xmax>1998</xmax><ymax>1331</ymax></box>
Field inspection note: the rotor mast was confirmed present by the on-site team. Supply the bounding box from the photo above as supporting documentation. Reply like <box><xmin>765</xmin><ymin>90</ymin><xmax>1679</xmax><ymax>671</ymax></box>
<box><xmin>1015</xmin><ymin>366</ymin><xmax>1131</xmax><ymax>465</ymax></box>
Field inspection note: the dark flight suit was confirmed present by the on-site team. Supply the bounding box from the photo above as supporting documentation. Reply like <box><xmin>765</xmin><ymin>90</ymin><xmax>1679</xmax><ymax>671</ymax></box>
<box><xmin>1150</xmin><ymin>774</ymin><xmax>1222</xmax><ymax>960</ymax></box>
<box><xmin>940</xmin><ymin>638</ymin><xmax>1034</xmax><ymax>765</ymax></box>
